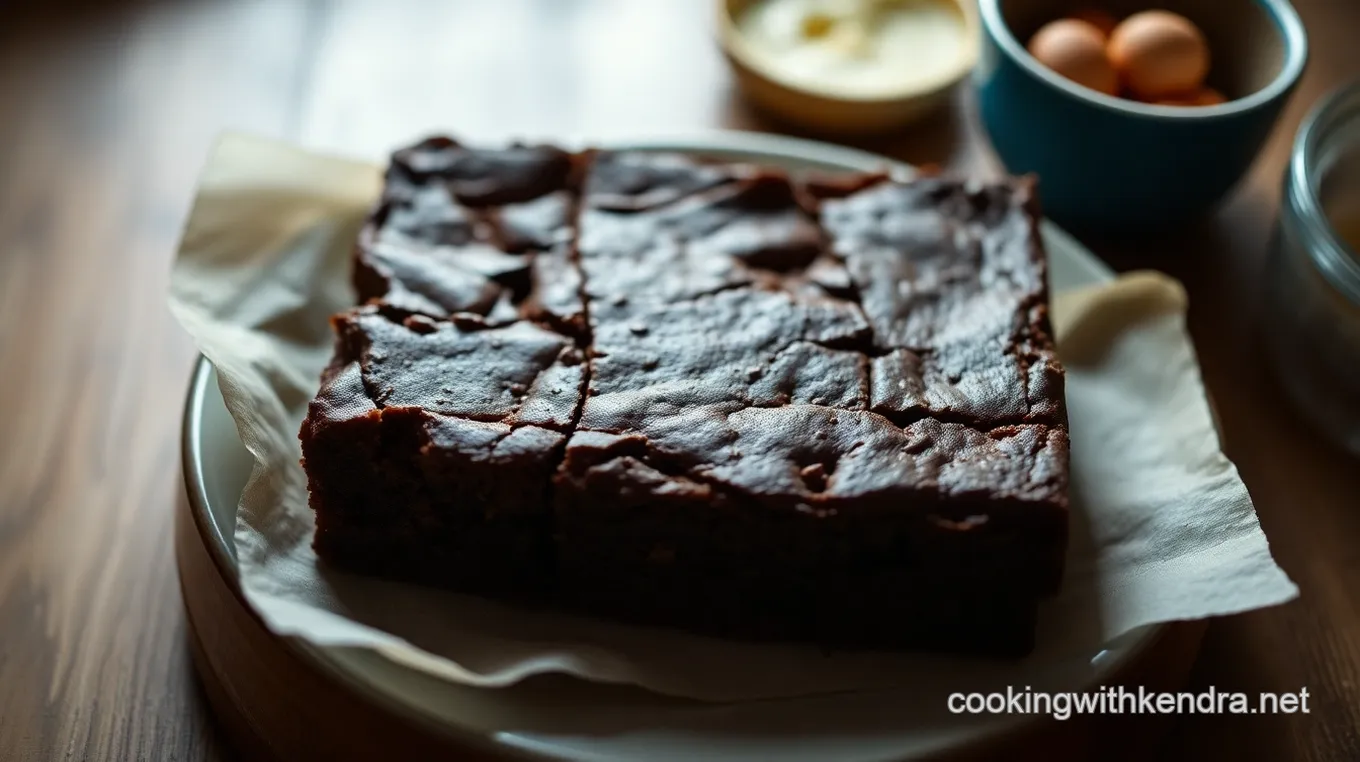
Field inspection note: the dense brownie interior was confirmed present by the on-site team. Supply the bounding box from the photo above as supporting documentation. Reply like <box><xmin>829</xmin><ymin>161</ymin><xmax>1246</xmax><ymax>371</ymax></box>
<box><xmin>299</xmin><ymin>137</ymin><xmax>1070</xmax><ymax>655</ymax></box>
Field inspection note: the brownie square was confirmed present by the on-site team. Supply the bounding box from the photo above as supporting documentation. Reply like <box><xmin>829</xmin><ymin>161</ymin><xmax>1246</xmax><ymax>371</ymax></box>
<box><xmin>299</xmin><ymin>306</ymin><xmax>585</xmax><ymax>595</ymax></box>
<box><xmin>819</xmin><ymin>176</ymin><xmax>1066</xmax><ymax>426</ymax></box>
<box><xmin>354</xmin><ymin>137</ymin><xmax>588</xmax><ymax>337</ymax></box>
<box><xmin>577</xmin><ymin>153</ymin><xmax>836</xmax><ymax>307</ymax></box>
<box><xmin>553</xmin><ymin>412</ymin><xmax>1068</xmax><ymax>652</ymax></box>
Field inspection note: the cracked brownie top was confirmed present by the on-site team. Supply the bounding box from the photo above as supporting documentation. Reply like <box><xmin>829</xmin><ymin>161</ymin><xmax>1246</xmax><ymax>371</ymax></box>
<box><xmin>313</xmin><ymin>139</ymin><xmax>1068</xmax><ymax>521</ymax></box>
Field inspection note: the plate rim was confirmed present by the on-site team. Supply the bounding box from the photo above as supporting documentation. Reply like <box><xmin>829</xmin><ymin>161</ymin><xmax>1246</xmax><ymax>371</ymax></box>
<box><xmin>180</xmin><ymin>130</ymin><xmax>1146</xmax><ymax>762</ymax></box>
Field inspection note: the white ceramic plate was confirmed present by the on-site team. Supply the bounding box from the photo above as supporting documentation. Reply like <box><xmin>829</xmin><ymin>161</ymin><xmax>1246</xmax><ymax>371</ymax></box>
<box><xmin>183</xmin><ymin>133</ymin><xmax>1144</xmax><ymax>762</ymax></box>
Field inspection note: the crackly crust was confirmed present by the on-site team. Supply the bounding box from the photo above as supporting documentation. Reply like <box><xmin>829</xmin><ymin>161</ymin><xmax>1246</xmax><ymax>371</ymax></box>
<box><xmin>298</xmin><ymin>140</ymin><xmax>1070</xmax><ymax>655</ymax></box>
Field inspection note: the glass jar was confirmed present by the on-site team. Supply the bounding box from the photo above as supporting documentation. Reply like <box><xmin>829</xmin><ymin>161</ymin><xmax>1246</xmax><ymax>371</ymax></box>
<box><xmin>1264</xmin><ymin>81</ymin><xmax>1360</xmax><ymax>457</ymax></box>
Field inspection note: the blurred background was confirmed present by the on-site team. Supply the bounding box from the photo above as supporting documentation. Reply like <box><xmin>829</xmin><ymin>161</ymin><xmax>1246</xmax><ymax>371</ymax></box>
<box><xmin>1</xmin><ymin>1</ymin><xmax>1359</xmax><ymax>760</ymax></box>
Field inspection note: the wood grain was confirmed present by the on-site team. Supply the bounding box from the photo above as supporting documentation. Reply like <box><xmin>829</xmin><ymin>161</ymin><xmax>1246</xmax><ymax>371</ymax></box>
<box><xmin>0</xmin><ymin>1</ymin><xmax>1357</xmax><ymax>760</ymax></box>
<box><xmin>0</xmin><ymin>2</ymin><xmax>309</xmax><ymax>759</ymax></box>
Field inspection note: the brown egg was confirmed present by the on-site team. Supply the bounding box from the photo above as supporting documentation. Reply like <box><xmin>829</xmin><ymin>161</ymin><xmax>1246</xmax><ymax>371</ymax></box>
<box><xmin>1070</xmin><ymin>8</ymin><xmax>1119</xmax><ymax>39</ymax></box>
<box><xmin>1153</xmin><ymin>86</ymin><xmax>1228</xmax><ymax>107</ymax></box>
<box><xmin>1028</xmin><ymin>19</ymin><xmax>1119</xmax><ymax>96</ymax></box>
<box><xmin>1108</xmin><ymin>11</ymin><xmax>1210</xmax><ymax>99</ymax></box>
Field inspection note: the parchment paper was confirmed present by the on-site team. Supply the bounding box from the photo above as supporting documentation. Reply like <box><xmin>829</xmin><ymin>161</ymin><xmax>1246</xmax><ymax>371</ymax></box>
<box><xmin>169</xmin><ymin>133</ymin><xmax>1298</xmax><ymax>702</ymax></box>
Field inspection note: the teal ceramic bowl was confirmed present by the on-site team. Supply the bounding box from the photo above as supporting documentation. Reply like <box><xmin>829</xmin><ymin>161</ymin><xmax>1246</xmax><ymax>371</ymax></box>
<box><xmin>975</xmin><ymin>0</ymin><xmax>1307</xmax><ymax>234</ymax></box>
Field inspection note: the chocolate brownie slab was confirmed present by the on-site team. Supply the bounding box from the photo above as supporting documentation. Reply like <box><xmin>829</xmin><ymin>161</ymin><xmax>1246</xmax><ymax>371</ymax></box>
<box><xmin>299</xmin><ymin>139</ymin><xmax>1071</xmax><ymax>656</ymax></box>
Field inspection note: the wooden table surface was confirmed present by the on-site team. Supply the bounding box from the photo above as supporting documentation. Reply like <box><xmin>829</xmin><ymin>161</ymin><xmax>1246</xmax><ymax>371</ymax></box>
<box><xmin>1</xmin><ymin>1</ymin><xmax>1357</xmax><ymax>759</ymax></box>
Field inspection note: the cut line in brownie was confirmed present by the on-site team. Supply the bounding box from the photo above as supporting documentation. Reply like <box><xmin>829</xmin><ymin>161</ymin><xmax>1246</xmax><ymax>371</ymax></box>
<box><xmin>300</xmin><ymin>138</ymin><xmax>1071</xmax><ymax>656</ymax></box>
